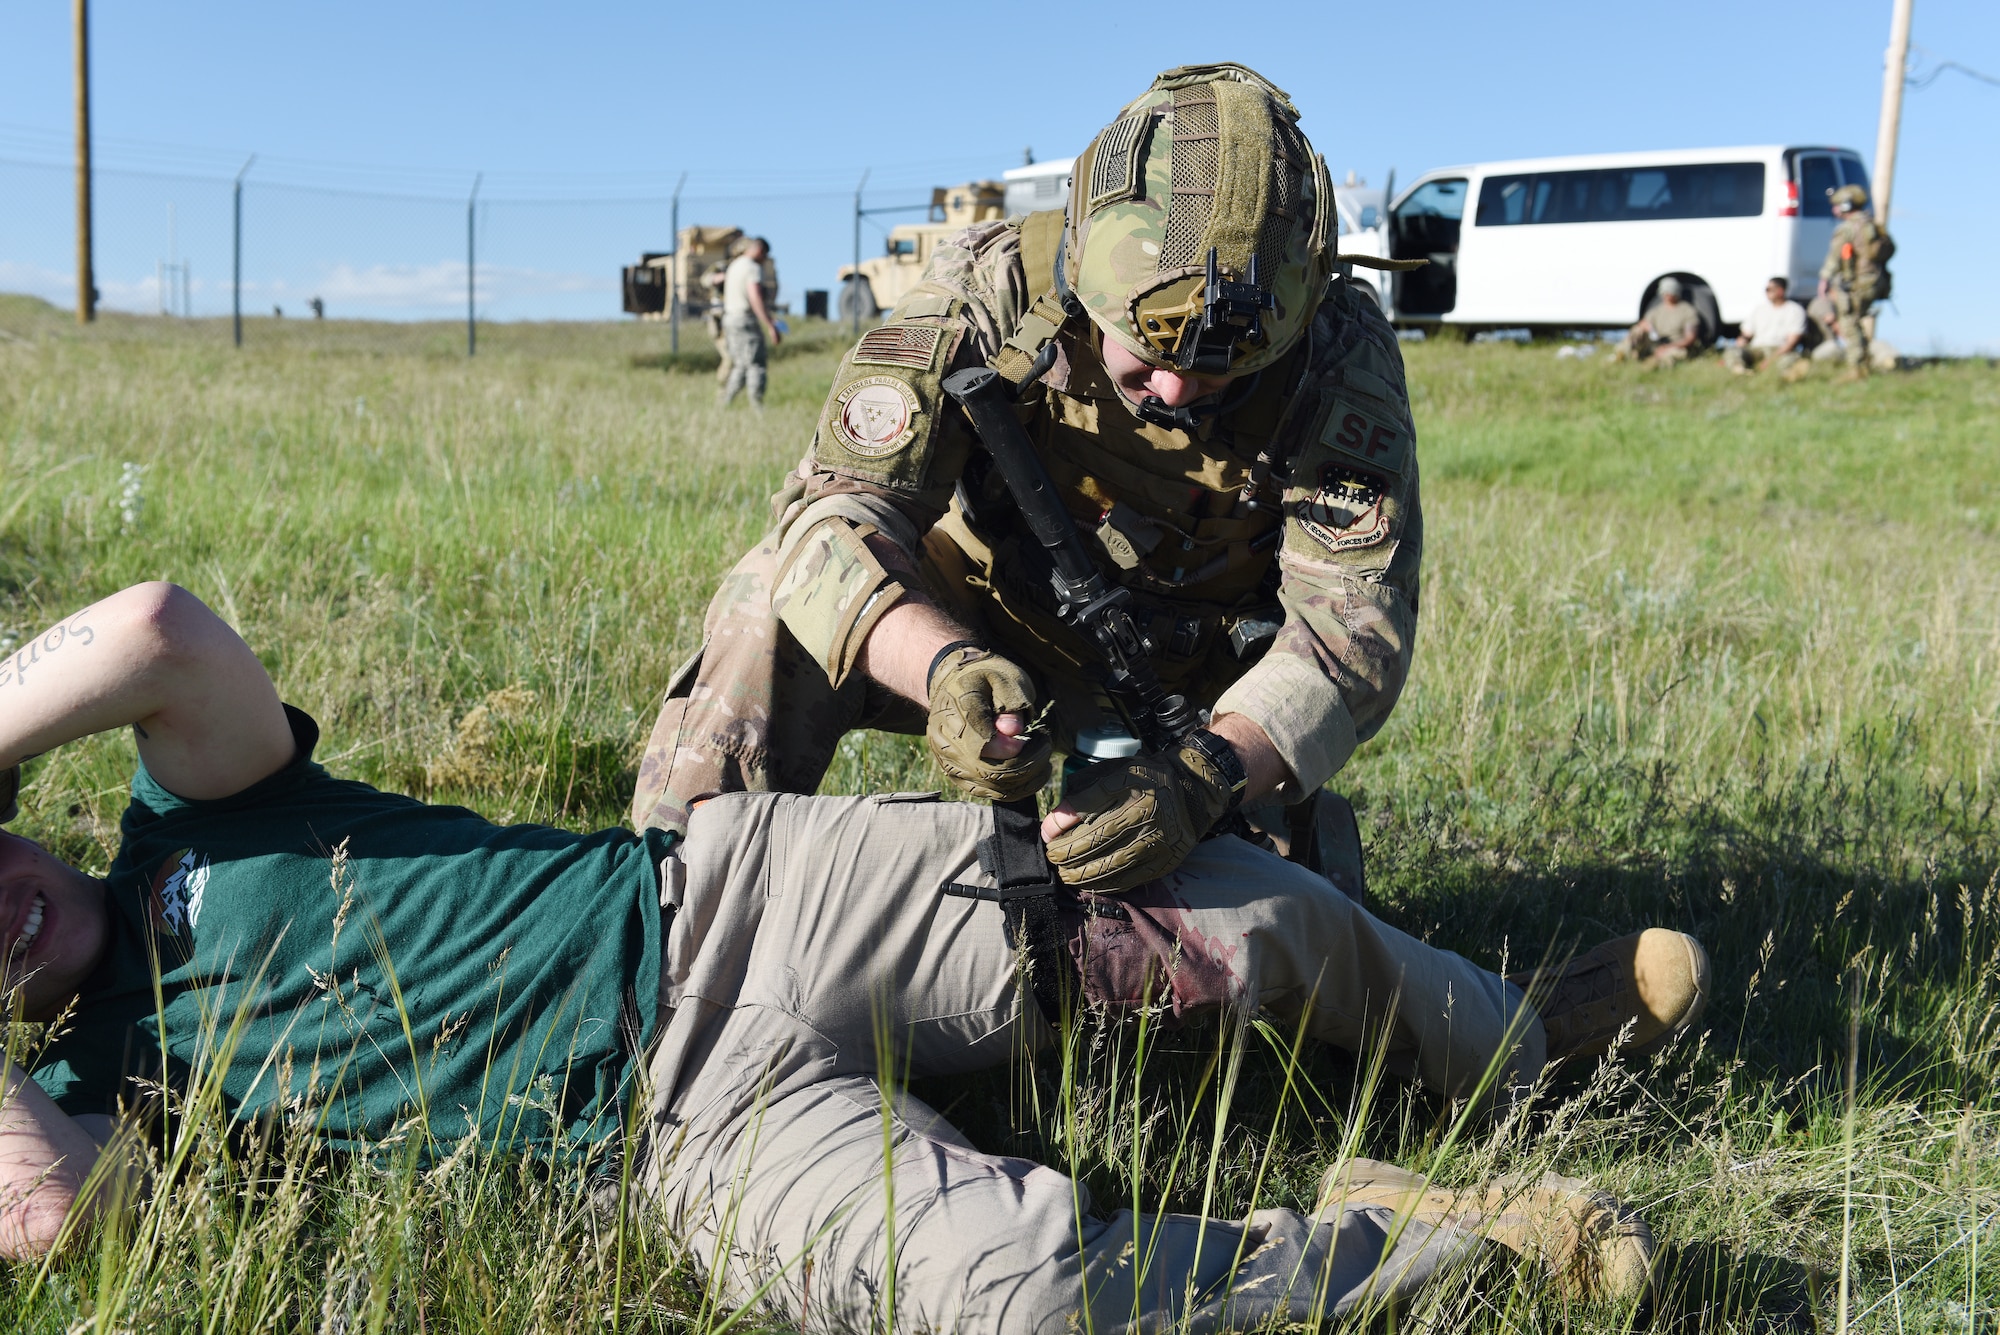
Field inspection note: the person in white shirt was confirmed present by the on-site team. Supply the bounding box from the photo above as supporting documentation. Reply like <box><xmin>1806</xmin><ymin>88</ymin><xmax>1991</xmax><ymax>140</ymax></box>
<box><xmin>718</xmin><ymin>238</ymin><xmax>781</xmax><ymax>408</ymax></box>
<box><xmin>1723</xmin><ymin>277</ymin><xmax>1808</xmax><ymax>377</ymax></box>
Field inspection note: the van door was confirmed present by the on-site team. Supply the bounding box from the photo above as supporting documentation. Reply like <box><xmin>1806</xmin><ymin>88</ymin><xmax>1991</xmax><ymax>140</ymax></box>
<box><xmin>1390</xmin><ymin>178</ymin><xmax>1467</xmax><ymax>316</ymax></box>
<box><xmin>1789</xmin><ymin>151</ymin><xmax>1840</xmax><ymax>290</ymax></box>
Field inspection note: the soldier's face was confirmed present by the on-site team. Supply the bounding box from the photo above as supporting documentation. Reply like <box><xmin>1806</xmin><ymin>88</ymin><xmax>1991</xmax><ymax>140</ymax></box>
<box><xmin>1098</xmin><ymin>336</ymin><xmax>1241</xmax><ymax>410</ymax></box>
<box><xmin>0</xmin><ymin>831</ymin><xmax>110</xmax><ymax>1021</ymax></box>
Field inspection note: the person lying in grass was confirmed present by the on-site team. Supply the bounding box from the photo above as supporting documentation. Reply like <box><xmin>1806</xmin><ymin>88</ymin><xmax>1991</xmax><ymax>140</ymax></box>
<box><xmin>0</xmin><ymin>582</ymin><xmax>1711</xmax><ymax>1325</ymax></box>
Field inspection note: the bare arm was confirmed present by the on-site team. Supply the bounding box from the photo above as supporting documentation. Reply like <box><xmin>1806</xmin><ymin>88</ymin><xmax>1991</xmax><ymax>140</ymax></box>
<box><xmin>853</xmin><ymin>539</ymin><xmax>1029</xmax><ymax>761</ymax></box>
<box><xmin>0</xmin><ymin>582</ymin><xmax>296</xmax><ymax>800</ymax></box>
<box><xmin>0</xmin><ymin>1060</ymin><xmax>115</xmax><ymax>1258</ymax></box>
<box><xmin>747</xmin><ymin>280</ymin><xmax>780</xmax><ymax>344</ymax></box>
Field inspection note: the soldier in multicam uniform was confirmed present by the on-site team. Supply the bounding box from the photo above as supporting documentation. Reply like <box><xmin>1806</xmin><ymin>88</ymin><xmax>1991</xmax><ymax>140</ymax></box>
<box><xmin>1816</xmin><ymin>183</ymin><xmax>1894</xmax><ymax>379</ymax></box>
<box><xmin>633</xmin><ymin>63</ymin><xmax>1422</xmax><ymax>896</ymax></box>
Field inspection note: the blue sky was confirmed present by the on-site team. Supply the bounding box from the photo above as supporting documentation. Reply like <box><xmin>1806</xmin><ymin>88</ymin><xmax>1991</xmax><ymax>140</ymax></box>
<box><xmin>1</xmin><ymin>0</ymin><xmax>1994</xmax><ymax>350</ymax></box>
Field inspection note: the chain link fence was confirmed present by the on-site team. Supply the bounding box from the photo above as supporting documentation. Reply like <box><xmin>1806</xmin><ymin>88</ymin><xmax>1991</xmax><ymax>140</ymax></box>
<box><xmin>0</xmin><ymin>151</ymin><xmax>974</xmax><ymax>334</ymax></box>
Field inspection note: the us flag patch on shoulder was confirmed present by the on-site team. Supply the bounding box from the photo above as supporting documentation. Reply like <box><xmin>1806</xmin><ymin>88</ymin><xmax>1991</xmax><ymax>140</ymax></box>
<box><xmin>854</xmin><ymin>324</ymin><xmax>944</xmax><ymax>370</ymax></box>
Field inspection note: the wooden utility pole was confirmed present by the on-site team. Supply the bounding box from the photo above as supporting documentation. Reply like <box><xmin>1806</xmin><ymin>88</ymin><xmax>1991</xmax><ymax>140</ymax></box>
<box><xmin>1873</xmin><ymin>0</ymin><xmax>1914</xmax><ymax>226</ymax></box>
<box><xmin>73</xmin><ymin>0</ymin><xmax>95</xmax><ymax>323</ymax></box>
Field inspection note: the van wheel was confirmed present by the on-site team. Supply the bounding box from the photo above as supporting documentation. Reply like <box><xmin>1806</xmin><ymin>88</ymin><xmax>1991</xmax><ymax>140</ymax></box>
<box><xmin>1647</xmin><ymin>276</ymin><xmax>1721</xmax><ymax>346</ymax></box>
<box><xmin>838</xmin><ymin>276</ymin><xmax>878</xmax><ymax>323</ymax></box>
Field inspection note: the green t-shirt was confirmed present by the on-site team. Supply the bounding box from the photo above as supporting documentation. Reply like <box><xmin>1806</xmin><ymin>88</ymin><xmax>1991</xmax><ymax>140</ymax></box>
<box><xmin>32</xmin><ymin>707</ymin><xmax>670</xmax><ymax>1156</ymax></box>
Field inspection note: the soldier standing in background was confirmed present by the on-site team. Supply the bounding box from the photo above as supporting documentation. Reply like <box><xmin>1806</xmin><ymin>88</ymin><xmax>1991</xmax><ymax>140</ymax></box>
<box><xmin>1816</xmin><ymin>184</ymin><xmax>1894</xmax><ymax>380</ymax></box>
<box><xmin>710</xmin><ymin>239</ymin><xmax>781</xmax><ymax>389</ymax></box>
<box><xmin>717</xmin><ymin>237</ymin><xmax>781</xmax><ymax>408</ymax></box>
<box><xmin>634</xmin><ymin>63</ymin><xmax>1421</xmax><ymax>898</ymax></box>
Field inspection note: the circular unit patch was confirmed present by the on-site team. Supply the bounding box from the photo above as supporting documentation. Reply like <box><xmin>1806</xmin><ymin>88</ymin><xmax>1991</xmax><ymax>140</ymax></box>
<box><xmin>832</xmin><ymin>376</ymin><xmax>921</xmax><ymax>457</ymax></box>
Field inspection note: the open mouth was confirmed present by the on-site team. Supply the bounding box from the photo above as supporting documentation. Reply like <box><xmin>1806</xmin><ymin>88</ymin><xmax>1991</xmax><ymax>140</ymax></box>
<box><xmin>9</xmin><ymin>893</ymin><xmax>46</xmax><ymax>964</ymax></box>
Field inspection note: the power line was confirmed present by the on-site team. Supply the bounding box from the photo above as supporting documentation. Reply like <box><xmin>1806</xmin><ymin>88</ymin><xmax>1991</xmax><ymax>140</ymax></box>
<box><xmin>0</xmin><ymin>119</ymin><xmax>1030</xmax><ymax>200</ymax></box>
<box><xmin>1907</xmin><ymin>46</ymin><xmax>2000</xmax><ymax>91</ymax></box>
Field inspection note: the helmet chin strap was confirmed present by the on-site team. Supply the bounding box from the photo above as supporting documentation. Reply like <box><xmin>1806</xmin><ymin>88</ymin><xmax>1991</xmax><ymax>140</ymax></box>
<box><xmin>1084</xmin><ymin>322</ymin><xmax>1250</xmax><ymax>433</ymax></box>
<box><xmin>1135</xmin><ymin>394</ymin><xmax>1215</xmax><ymax>432</ymax></box>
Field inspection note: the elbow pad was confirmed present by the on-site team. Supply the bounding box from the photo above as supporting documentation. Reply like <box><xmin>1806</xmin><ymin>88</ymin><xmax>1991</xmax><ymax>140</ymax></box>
<box><xmin>770</xmin><ymin>516</ymin><xmax>912</xmax><ymax>689</ymax></box>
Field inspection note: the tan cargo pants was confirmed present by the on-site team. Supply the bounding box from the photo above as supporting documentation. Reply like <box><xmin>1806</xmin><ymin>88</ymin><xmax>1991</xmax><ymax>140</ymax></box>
<box><xmin>639</xmin><ymin>791</ymin><xmax>1543</xmax><ymax>1331</ymax></box>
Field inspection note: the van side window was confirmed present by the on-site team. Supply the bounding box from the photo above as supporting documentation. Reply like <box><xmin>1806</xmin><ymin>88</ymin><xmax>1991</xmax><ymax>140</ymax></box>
<box><xmin>1476</xmin><ymin>163</ymin><xmax>1765</xmax><ymax>225</ymax></box>
<box><xmin>1836</xmin><ymin>156</ymin><xmax>1870</xmax><ymax>193</ymax></box>
<box><xmin>1400</xmin><ymin>179</ymin><xmax>1467</xmax><ymax>222</ymax></box>
<box><xmin>1796</xmin><ymin>156</ymin><xmax>1838</xmax><ymax>218</ymax></box>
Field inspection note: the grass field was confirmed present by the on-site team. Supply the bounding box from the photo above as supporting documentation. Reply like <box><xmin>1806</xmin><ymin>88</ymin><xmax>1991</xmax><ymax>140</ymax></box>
<box><xmin>2</xmin><ymin>291</ymin><xmax>1997</xmax><ymax>1331</ymax></box>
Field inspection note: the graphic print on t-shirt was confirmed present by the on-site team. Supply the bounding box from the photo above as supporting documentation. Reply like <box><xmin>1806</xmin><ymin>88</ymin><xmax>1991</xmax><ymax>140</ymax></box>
<box><xmin>148</xmin><ymin>848</ymin><xmax>211</xmax><ymax>939</ymax></box>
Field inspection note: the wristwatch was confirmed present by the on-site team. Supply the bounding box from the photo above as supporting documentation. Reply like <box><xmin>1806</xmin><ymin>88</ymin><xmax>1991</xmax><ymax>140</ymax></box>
<box><xmin>1181</xmin><ymin>729</ymin><xmax>1248</xmax><ymax>812</ymax></box>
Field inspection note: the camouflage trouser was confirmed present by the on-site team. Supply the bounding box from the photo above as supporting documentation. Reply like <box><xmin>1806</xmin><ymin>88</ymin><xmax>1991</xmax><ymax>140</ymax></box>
<box><xmin>1827</xmin><ymin>287</ymin><xmax>1873</xmax><ymax>367</ymax></box>
<box><xmin>717</xmin><ymin>312</ymin><xmax>767</xmax><ymax>405</ymax></box>
<box><xmin>631</xmin><ymin>525</ymin><xmax>925</xmax><ymax>837</ymax></box>
<box><xmin>631</xmin><ymin>531</ymin><xmax>1370</xmax><ymax>898</ymax></box>
<box><xmin>1614</xmin><ymin>329</ymin><xmax>1691</xmax><ymax>365</ymax></box>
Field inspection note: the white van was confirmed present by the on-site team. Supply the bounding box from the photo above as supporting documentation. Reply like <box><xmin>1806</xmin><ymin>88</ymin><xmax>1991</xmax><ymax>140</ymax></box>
<box><xmin>1336</xmin><ymin>145</ymin><xmax>1871</xmax><ymax>340</ymax></box>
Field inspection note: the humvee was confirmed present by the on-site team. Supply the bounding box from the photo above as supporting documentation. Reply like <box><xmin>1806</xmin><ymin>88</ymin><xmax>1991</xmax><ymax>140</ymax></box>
<box><xmin>623</xmin><ymin>226</ymin><xmax>776</xmax><ymax>323</ymax></box>
<box><xmin>837</xmin><ymin>181</ymin><xmax>1005</xmax><ymax>321</ymax></box>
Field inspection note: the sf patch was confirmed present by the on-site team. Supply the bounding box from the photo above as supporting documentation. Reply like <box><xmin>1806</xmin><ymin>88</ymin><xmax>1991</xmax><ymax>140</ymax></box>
<box><xmin>1298</xmin><ymin>463</ymin><xmax>1391</xmax><ymax>552</ymax></box>
<box><xmin>830</xmin><ymin>376</ymin><xmax>921</xmax><ymax>458</ymax></box>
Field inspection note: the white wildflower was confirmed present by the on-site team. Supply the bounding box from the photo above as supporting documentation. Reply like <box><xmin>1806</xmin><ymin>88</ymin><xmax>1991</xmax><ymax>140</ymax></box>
<box><xmin>118</xmin><ymin>462</ymin><xmax>146</xmax><ymax>534</ymax></box>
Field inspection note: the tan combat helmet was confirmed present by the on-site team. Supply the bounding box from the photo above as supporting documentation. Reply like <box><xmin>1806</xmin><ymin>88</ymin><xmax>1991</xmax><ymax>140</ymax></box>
<box><xmin>1830</xmin><ymin>183</ymin><xmax>1869</xmax><ymax>211</ymax></box>
<box><xmin>1065</xmin><ymin>63</ymin><xmax>1334</xmax><ymax>378</ymax></box>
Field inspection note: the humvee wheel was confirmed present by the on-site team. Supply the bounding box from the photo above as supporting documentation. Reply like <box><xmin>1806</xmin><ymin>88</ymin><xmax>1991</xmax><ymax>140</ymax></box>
<box><xmin>838</xmin><ymin>276</ymin><xmax>879</xmax><ymax>323</ymax></box>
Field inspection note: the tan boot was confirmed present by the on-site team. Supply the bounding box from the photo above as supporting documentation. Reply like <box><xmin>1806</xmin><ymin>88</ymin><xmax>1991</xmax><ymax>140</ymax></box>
<box><xmin>1317</xmin><ymin>1158</ymin><xmax>1656</xmax><ymax>1303</ymax></box>
<box><xmin>1511</xmin><ymin>928</ymin><xmax>1710</xmax><ymax>1062</ymax></box>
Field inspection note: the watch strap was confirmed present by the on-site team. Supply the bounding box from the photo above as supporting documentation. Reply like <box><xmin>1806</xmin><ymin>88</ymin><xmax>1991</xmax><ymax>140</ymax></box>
<box><xmin>1180</xmin><ymin>729</ymin><xmax>1248</xmax><ymax>812</ymax></box>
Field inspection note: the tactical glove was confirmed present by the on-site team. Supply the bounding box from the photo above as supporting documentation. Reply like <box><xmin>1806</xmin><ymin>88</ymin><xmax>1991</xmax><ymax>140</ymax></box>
<box><xmin>925</xmin><ymin>645</ymin><xmax>1053</xmax><ymax>803</ymax></box>
<box><xmin>1045</xmin><ymin>730</ymin><xmax>1247</xmax><ymax>893</ymax></box>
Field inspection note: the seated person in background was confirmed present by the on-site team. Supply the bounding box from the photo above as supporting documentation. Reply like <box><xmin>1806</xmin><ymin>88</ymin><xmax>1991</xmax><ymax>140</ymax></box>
<box><xmin>1</xmin><ymin>583</ymin><xmax>1712</xmax><ymax>1326</ymax></box>
<box><xmin>1723</xmin><ymin>277</ymin><xmax>1808</xmax><ymax>377</ymax></box>
<box><xmin>1612</xmin><ymin>276</ymin><xmax>1704</xmax><ymax>365</ymax></box>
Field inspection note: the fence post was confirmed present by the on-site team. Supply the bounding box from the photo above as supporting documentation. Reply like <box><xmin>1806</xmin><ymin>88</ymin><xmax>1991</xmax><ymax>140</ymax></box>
<box><xmin>73</xmin><ymin>0</ymin><xmax>93</xmax><ymax>324</ymax></box>
<box><xmin>851</xmin><ymin>169</ymin><xmax>869</xmax><ymax>339</ymax></box>
<box><xmin>670</xmin><ymin>172</ymin><xmax>686</xmax><ymax>355</ymax></box>
<box><xmin>467</xmin><ymin>173</ymin><xmax>481</xmax><ymax>357</ymax></box>
<box><xmin>232</xmin><ymin>155</ymin><xmax>254</xmax><ymax>347</ymax></box>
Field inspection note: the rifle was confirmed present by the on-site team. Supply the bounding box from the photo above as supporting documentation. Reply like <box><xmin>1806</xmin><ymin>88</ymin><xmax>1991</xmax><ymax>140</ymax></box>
<box><xmin>941</xmin><ymin>365</ymin><xmax>1198</xmax><ymax>755</ymax></box>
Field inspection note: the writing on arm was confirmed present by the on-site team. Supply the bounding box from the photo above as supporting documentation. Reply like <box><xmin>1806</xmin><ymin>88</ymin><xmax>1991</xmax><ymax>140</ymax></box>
<box><xmin>0</xmin><ymin>582</ymin><xmax>295</xmax><ymax>801</ymax></box>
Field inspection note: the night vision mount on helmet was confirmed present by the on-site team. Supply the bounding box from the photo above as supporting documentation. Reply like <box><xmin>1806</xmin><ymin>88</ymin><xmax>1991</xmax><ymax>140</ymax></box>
<box><xmin>1064</xmin><ymin>63</ymin><xmax>1335</xmax><ymax>381</ymax></box>
<box><xmin>1137</xmin><ymin>247</ymin><xmax>1280</xmax><ymax>376</ymax></box>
